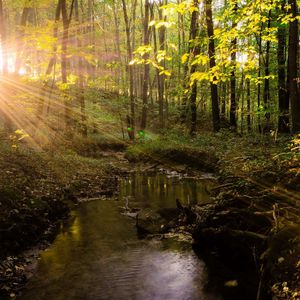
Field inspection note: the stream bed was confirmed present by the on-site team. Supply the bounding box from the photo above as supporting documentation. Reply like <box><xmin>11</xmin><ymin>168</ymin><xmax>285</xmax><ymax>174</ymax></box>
<box><xmin>20</xmin><ymin>172</ymin><xmax>224</xmax><ymax>300</ymax></box>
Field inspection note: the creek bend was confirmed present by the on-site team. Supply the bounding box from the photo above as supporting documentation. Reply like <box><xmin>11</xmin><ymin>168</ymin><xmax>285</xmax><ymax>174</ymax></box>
<box><xmin>20</xmin><ymin>172</ymin><xmax>224</xmax><ymax>300</ymax></box>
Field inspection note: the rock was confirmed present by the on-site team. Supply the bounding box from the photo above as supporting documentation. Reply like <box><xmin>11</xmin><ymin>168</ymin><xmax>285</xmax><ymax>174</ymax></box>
<box><xmin>136</xmin><ymin>207</ymin><xmax>181</xmax><ymax>234</ymax></box>
<box><xmin>123</xmin><ymin>211</ymin><xmax>138</xmax><ymax>219</ymax></box>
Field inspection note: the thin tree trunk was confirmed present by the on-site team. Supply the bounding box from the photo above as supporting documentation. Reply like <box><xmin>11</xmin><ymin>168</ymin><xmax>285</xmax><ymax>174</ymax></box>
<box><xmin>61</xmin><ymin>0</ymin><xmax>74</xmax><ymax>130</ymax></box>
<box><xmin>15</xmin><ymin>6</ymin><xmax>32</xmax><ymax>74</ymax></box>
<box><xmin>75</xmin><ymin>0</ymin><xmax>87</xmax><ymax>136</ymax></box>
<box><xmin>37</xmin><ymin>0</ymin><xmax>62</xmax><ymax>117</ymax></box>
<box><xmin>189</xmin><ymin>0</ymin><xmax>200</xmax><ymax>136</ymax></box>
<box><xmin>157</xmin><ymin>0</ymin><xmax>166</xmax><ymax>129</ymax></box>
<box><xmin>87</xmin><ymin>0</ymin><xmax>96</xmax><ymax>78</ymax></box>
<box><xmin>230</xmin><ymin>1</ymin><xmax>237</xmax><ymax>129</ymax></box>
<box><xmin>277</xmin><ymin>1</ymin><xmax>289</xmax><ymax>133</ymax></box>
<box><xmin>177</xmin><ymin>0</ymin><xmax>182</xmax><ymax>81</ymax></box>
<box><xmin>221</xmin><ymin>81</ymin><xmax>226</xmax><ymax>116</ymax></box>
<box><xmin>205</xmin><ymin>0</ymin><xmax>220</xmax><ymax>131</ymax></box>
<box><xmin>257</xmin><ymin>24</ymin><xmax>263</xmax><ymax>133</ymax></box>
<box><xmin>140</xmin><ymin>0</ymin><xmax>151</xmax><ymax>130</ymax></box>
<box><xmin>288</xmin><ymin>0</ymin><xmax>300</xmax><ymax>132</ymax></box>
<box><xmin>247</xmin><ymin>78</ymin><xmax>251</xmax><ymax>132</ymax></box>
<box><xmin>0</xmin><ymin>0</ymin><xmax>11</xmax><ymax>131</ymax></box>
<box><xmin>180</xmin><ymin>54</ymin><xmax>190</xmax><ymax>124</ymax></box>
<box><xmin>263</xmin><ymin>9</ymin><xmax>271</xmax><ymax>133</ymax></box>
<box><xmin>240</xmin><ymin>72</ymin><xmax>245</xmax><ymax>134</ymax></box>
<box><xmin>0</xmin><ymin>0</ymin><xmax>8</xmax><ymax>74</ymax></box>
<box><xmin>112</xmin><ymin>0</ymin><xmax>121</xmax><ymax>89</ymax></box>
<box><xmin>122</xmin><ymin>0</ymin><xmax>135</xmax><ymax>139</ymax></box>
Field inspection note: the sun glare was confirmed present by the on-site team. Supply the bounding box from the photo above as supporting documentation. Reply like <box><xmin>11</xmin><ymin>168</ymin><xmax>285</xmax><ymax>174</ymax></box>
<box><xmin>0</xmin><ymin>48</ymin><xmax>26</xmax><ymax>75</ymax></box>
<box><xmin>237</xmin><ymin>53</ymin><xmax>248</xmax><ymax>64</ymax></box>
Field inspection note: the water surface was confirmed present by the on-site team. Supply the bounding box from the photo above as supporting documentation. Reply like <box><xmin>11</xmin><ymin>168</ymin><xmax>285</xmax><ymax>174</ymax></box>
<box><xmin>20</xmin><ymin>173</ymin><xmax>221</xmax><ymax>300</ymax></box>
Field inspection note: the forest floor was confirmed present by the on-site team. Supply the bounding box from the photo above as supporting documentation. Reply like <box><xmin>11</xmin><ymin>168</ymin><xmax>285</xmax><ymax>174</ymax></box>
<box><xmin>0</xmin><ymin>130</ymin><xmax>299</xmax><ymax>299</ymax></box>
<box><xmin>0</xmin><ymin>137</ymin><xmax>129</xmax><ymax>299</ymax></box>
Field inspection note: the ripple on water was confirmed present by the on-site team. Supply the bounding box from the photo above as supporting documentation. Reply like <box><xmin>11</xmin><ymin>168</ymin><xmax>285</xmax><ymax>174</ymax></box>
<box><xmin>20</xmin><ymin>173</ymin><xmax>222</xmax><ymax>300</ymax></box>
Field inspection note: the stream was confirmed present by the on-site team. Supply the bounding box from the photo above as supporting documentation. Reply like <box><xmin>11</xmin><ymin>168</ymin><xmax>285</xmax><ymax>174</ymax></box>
<box><xmin>20</xmin><ymin>172</ymin><xmax>224</xmax><ymax>300</ymax></box>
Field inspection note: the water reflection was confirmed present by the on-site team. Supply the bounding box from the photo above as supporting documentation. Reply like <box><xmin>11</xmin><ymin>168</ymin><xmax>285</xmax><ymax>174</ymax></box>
<box><xmin>119</xmin><ymin>173</ymin><xmax>214</xmax><ymax>209</ymax></box>
<box><xmin>21</xmin><ymin>174</ymin><xmax>220</xmax><ymax>300</ymax></box>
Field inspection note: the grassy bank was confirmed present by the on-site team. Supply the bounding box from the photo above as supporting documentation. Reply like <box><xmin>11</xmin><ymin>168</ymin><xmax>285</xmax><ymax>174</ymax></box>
<box><xmin>126</xmin><ymin>129</ymin><xmax>299</xmax><ymax>191</ymax></box>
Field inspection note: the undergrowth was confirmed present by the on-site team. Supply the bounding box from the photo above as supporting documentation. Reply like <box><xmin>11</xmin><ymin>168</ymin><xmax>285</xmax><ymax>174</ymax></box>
<box><xmin>126</xmin><ymin>129</ymin><xmax>299</xmax><ymax>191</ymax></box>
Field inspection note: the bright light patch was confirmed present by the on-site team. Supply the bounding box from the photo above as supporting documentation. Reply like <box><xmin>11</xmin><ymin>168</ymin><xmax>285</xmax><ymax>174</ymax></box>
<box><xmin>237</xmin><ymin>53</ymin><xmax>248</xmax><ymax>65</ymax></box>
<box><xmin>0</xmin><ymin>46</ymin><xmax>16</xmax><ymax>74</ymax></box>
<box><xmin>18</xmin><ymin>67</ymin><xmax>26</xmax><ymax>76</ymax></box>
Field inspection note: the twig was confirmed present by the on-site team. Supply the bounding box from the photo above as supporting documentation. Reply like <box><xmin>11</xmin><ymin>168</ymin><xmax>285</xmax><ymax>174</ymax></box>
<box><xmin>256</xmin><ymin>264</ymin><xmax>265</xmax><ymax>300</ymax></box>
<box><xmin>142</xmin><ymin>163</ymin><xmax>159</xmax><ymax>172</ymax></box>
<box><xmin>211</xmin><ymin>183</ymin><xmax>234</xmax><ymax>191</ymax></box>
<box><xmin>272</xmin><ymin>204</ymin><xmax>279</xmax><ymax>233</ymax></box>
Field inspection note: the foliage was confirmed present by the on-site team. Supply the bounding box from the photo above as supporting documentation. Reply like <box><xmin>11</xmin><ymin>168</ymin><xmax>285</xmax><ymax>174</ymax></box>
<box><xmin>9</xmin><ymin>129</ymin><xmax>29</xmax><ymax>149</ymax></box>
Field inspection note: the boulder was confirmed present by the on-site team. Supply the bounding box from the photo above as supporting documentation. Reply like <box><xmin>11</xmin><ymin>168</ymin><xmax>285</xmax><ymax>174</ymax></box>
<box><xmin>136</xmin><ymin>207</ymin><xmax>181</xmax><ymax>234</ymax></box>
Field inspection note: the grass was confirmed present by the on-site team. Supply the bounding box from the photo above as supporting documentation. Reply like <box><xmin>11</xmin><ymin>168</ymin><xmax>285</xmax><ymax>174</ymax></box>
<box><xmin>126</xmin><ymin>128</ymin><xmax>299</xmax><ymax>192</ymax></box>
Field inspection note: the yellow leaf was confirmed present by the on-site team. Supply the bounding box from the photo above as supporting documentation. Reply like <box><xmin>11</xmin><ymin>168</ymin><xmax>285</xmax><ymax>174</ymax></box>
<box><xmin>181</xmin><ymin>53</ymin><xmax>189</xmax><ymax>64</ymax></box>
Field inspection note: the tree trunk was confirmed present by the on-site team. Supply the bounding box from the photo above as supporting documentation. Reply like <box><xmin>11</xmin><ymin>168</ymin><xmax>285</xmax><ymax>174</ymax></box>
<box><xmin>180</xmin><ymin>53</ymin><xmax>190</xmax><ymax>124</ymax></box>
<box><xmin>37</xmin><ymin>0</ymin><xmax>62</xmax><ymax>117</ymax></box>
<box><xmin>0</xmin><ymin>0</ymin><xmax>11</xmax><ymax>131</ymax></box>
<box><xmin>61</xmin><ymin>0</ymin><xmax>72</xmax><ymax>130</ymax></box>
<box><xmin>229</xmin><ymin>2</ymin><xmax>237</xmax><ymax>129</ymax></box>
<box><xmin>220</xmin><ymin>81</ymin><xmax>226</xmax><ymax>116</ymax></box>
<box><xmin>247</xmin><ymin>78</ymin><xmax>251</xmax><ymax>132</ymax></box>
<box><xmin>189</xmin><ymin>0</ymin><xmax>200</xmax><ymax>136</ymax></box>
<box><xmin>0</xmin><ymin>0</ymin><xmax>8</xmax><ymax>74</ymax></box>
<box><xmin>157</xmin><ymin>0</ymin><xmax>166</xmax><ymax>130</ymax></box>
<box><xmin>132</xmin><ymin>0</ymin><xmax>138</xmax><ymax>100</ymax></box>
<box><xmin>140</xmin><ymin>0</ymin><xmax>151</xmax><ymax>130</ymax></box>
<box><xmin>288</xmin><ymin>0</ymin><xmax>300</xmax><ymax>132</ymax></box>
<box><xmin>75</xmin><ymin>0</ymin><xmax>87</xmax><ymax>136</ymax></box>
<box><xmin>257</xmin><ymin>26</ymin><xmax>262</xmax><ymax>133</ymax></box>
<box><xmin>240</xmin><ymin>72</ymin><xmax>245</xmax><ymax>134</ymax></box>
<box><xmin>15</xmin><ymin>5</ymin><xmax>32</xmax><ymax>74</ymax></box>
<box><xmin>263</xmin><ymin>9</ymin><xmax>272</xmax><ymax>133</ymax></box>
<box><xmin>277</xmin><ymin>2</ymin><xmax>289</xmax><ymax>133</ymax></box>
<box><xmin>112</xmin><ymin>0</ymin><xmax>121</xmax><ymax>89</ymax></box>
<box><xmin>121</xmin><ymin>0</ymin><xmax>135</xmax><ymax>139</ymax></box>
<box><xmin>87</xmin><ymin>0</ymin><xmax>96</xmax><ymax>78</ymax></box>
<box><xmin>205</xmin><ymin>0</ymin><xmax>220</xmax><ymax>132</ymax></box>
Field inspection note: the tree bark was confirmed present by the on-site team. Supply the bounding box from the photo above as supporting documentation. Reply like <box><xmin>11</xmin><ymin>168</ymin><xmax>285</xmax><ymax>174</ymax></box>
<box><xmin>277</xmin><ymin>2</ymin><xmax>289</xmax><ymax>133</ymax></box>
<box><xmin>75</xmin><ymin>0</ymin><xmax>87</xmax><ymax>136</ymax></box>
<box><xmin>112</xmin><ymin>0</ymin><xmax>121</xmax><ymax>89</ymax></box>
<box><xmin>205</xmin><ymin>0</ymin><xmax>220</xmax><ymax>132</ymax></box>
<box><xmin>140</xmin><ymin>0</ymin><xmax>151</xmax><ymax>130</ymax></box>
<box><xmin>61</xmin><ymin>0</ymin><xmax>75</xmax><ymax>130</ymax></box>
<box><xmin>15</xmin><ymin>5</ymin><xmax>32</xmax><ymax>74</ymax></box>
<box><xmin>122</xmin><ymin>0</ymin><xmax>135</xmax><ymax>139</ymax></box>
<box><xmin>257</xmin><ymin>25</ymin><xmax>263</xmax><ymax>133</ymax></box>
<box><xmin>157</xmin><ymin>0</ymin><xmax>166</xmax><ymax>130</ymax></box>
<box><xmin>37</xmin><ymin>0</ymin><xmax>62</xmax><ymax>117</ymax></box>
<box><xmin>262</xmin><ymin>9</ymin><xmax>272</xmax><ymax>134</ymax></box>
<box><xmin>229</xmin><ymin>1</ymin><xmax>237</xmax><ymax>129</ymax></box>
<box><xmin>288</xmin><ymin>0</ymin><xmax>300</xmax><ymax>132</ymax></box>
<box><xmin>0</xmin><ymin>0</ymin><xmax>8</xmax><ymax>74</ymax></box>
<box><xmin>247</xmin><ymin>78</ymin><xmax>251</xmax><ymax>132</ymax></box>
<box><xmin>189</xmin><ymin>0</ymin><xmax>200</xmax><ymax>136</ymax></box>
